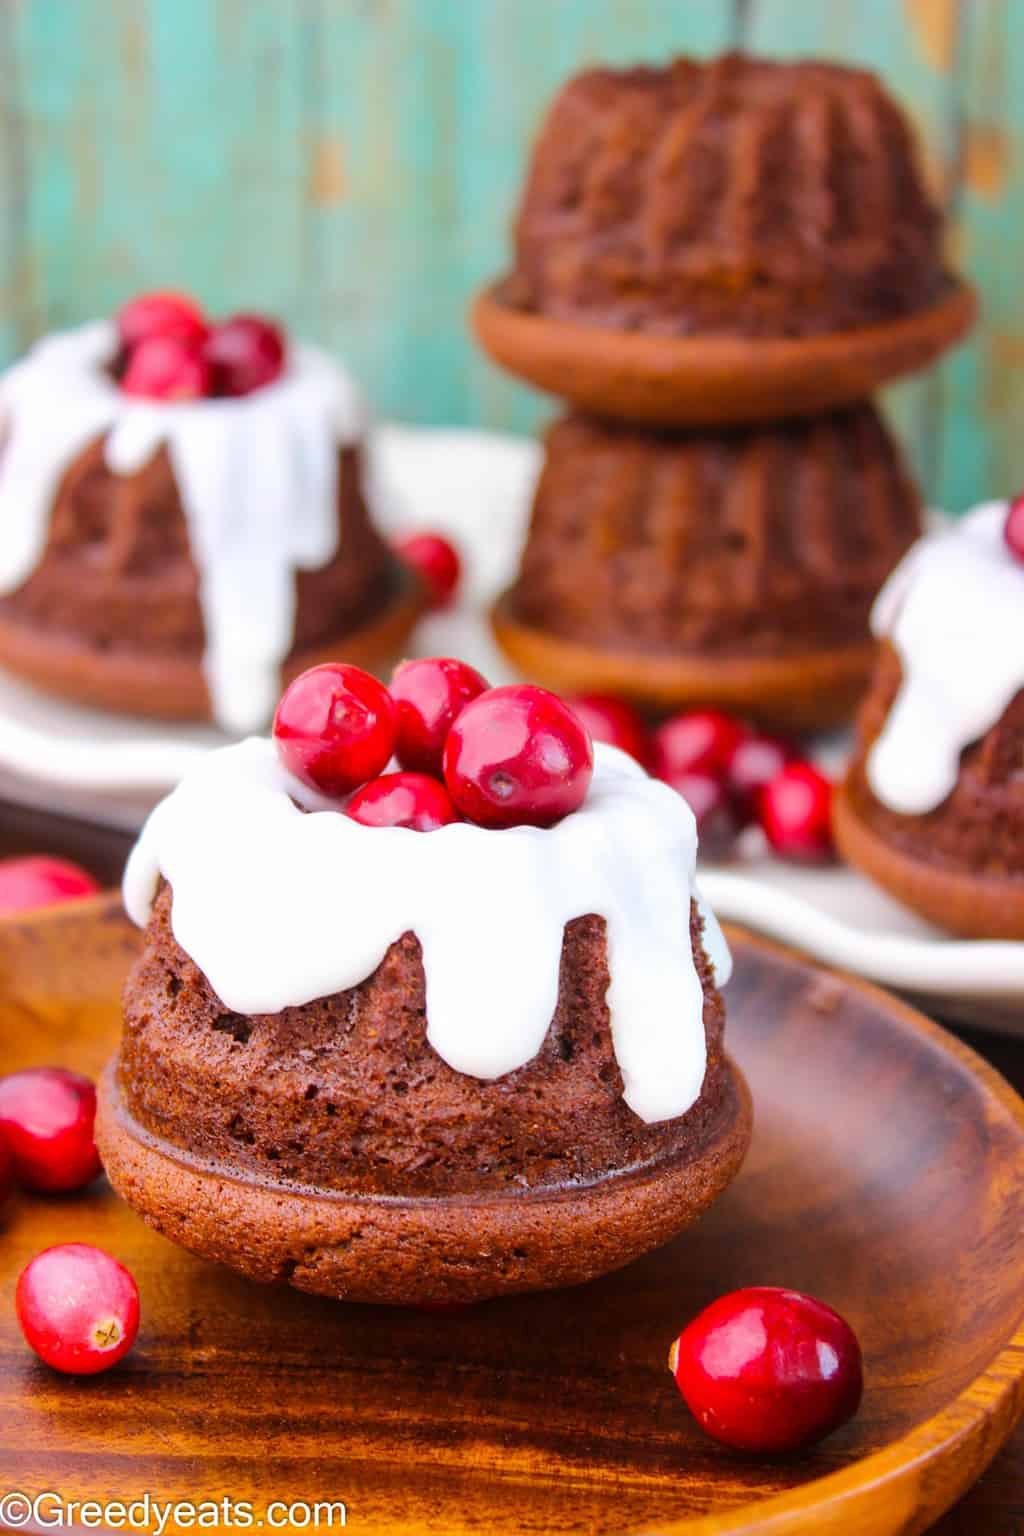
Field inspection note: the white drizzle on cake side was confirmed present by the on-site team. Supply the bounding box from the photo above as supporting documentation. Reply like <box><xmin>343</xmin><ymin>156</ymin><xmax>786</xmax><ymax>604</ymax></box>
<box><xmin>0</xmin><ymin>321</ymin><xmax>368</xmax><ymax>733</ymax></box>
<box><xmin>868</xmin><ymin>502</ymin><xmax>1024</xmax><ymax>815</ymax></box>
<box><xmin>123</xmin><ymin>740</ymin><xmax>731</xmax><ymax>1126</ymax></box>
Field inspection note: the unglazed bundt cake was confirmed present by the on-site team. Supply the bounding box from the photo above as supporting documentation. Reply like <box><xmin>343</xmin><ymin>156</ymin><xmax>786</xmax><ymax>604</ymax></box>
<box><xmin>508</xmin><ymin>53</ymin><xmax>946</xmax><ymax>339</ymax></box>
<box><xmin>96</xmin><ymin>666</ymin><xmax>751</xmax><ymax>1304</ymax></box>
<box><xmin>473</xmin><ymin>53</ymin><xmax>975</xmax><ymax>425</ymax></box>
<box><xmin>0</xmin><ymin>313</ymin><xmax>421</xmax><ymax>730</ymax></box>
<box><xmin>493</xmin><ymin>405</ymin><xmax>923</xmax><ymax>729</ymax></box>
<box><xmin>835</xmin><ymin>502</ymin><xmax>1024</xmax><ymax>938</ymax></box>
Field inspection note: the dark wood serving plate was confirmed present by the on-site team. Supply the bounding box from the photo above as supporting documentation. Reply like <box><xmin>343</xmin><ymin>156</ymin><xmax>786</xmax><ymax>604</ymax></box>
<box><xmin>0</xmin><ymin>895</ymin><xmax>1022</xmax><ymax>1535</ymax></box>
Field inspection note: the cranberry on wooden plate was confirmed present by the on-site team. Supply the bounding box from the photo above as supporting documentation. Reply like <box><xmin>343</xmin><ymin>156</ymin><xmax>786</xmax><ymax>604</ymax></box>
<box><xmin>394</xmin><ymin>531</ymin><xmax>462</xmax><ymax>609</ymax></box>
<box><xmin>0</xmin><ymin>856</ymin><xmax>99</xmax><ymax>915</ymax></box>
<box><xmin>204</xmin><ymin>314</ymin><xmax>287</xmax><ymax>397</ymax></box>
<box><xmin>726</xmin><ymin>731</ymin><xmax>794</xmax><ymax>818</ymax></box>
<box><xmin>444</xmin><ymin>684</ymin><xmax>593</xmax><ymax>830</ymax></box>
<box><xmin>16</xmin><ymin>1244</ymin><xmax>140</xmax><ymax>1376</ymax></box>
<box><xmin>346</xmin><ymin>772</ymin><xmax>460</xmax><ymax>832</ymax></box>
<box><xmin>120</xmin><ymin>335</ymin><xmax>211</xmax><ymax>401</ymax></box>
<box><xmin>391</xmin><ymin>657</ymin><xmax>489</xmax><ymax>776</ymax></box>
<box><xmin>0</xmin><ymin>1067</ymin><xmax>101</xmax><ymax>1193</ymax></box>
<box><xmin>274</xmin><ymin>664</ymin><xmax>398</xmax><ymax>799</ymax></box>
<box><xmin>758</xmin><ymin>761</ymin><xmax>834</xmax><ymax>863</ymax></box>
<box><xmin>1004</xmin><ymin>493</ymin><xmax>1024</xmax><ymax>564</ymax></box>
<box><xmin>653</xmin><ymin>709</ymin><xmax>747</xmax><ymax>783</ymax></box>
<box><xmin>566</xmin><ymin>694</ymin><xmax>650</xmax><ymax>766</ymax></box>
<box><xmin>669</xmin><ymin>1286</ymin><xmax>863</xmax><ymax>1453</ymax></box>
<box><xmin>116</xmin><ymin>291</ymin><xmax>208</xmax><ymax>352</ymax></box>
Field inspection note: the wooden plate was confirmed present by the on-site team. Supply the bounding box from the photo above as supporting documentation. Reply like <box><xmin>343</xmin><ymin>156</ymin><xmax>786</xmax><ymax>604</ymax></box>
<box><xmin>472</xmin><ymin>279</ymin><xmax>978</xmax><ymax>427</ymax></box>
<box><xmin>1</xmin><ymin>896</ymin><xmax>1023</xmax><ymax>1536</ymax></box>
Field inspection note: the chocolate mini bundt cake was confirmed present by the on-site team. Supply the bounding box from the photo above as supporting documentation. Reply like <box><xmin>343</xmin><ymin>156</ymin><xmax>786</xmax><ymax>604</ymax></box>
<box><xmin>507</xmin><ymin>52</ymin><xmax>946</xmax><ymax>339</ymax></box>
<box><xmin>0</xmin><ymin>317</ymin><xmax>421</xmax><ymax>730</ymax></box>
<box><xmin>97</xmin><ymin>723</ymin><xmax>751</xmax><ymax>1305</ymax></box>
<box><xmin>493</xmin><ymin>405</ymin><xmax>922</xmax><ymax>729</ymax></box>
<box><xmin>835</xmin><ymin>502</ymin><xmax>1024</xmax><ymax>938</ymax></box>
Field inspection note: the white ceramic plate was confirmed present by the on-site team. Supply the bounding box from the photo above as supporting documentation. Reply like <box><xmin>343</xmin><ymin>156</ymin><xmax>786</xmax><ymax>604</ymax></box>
<box><xmin>0</xmin><ymin>424</ymin><xmax>1019</xmax><ymax>1033</ymax></box>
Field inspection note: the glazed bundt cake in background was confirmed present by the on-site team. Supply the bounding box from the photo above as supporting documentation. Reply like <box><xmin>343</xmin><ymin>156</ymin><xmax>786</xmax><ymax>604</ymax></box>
<box><xmin>0</xmin><ymin>307</ymin><xmax>421</xmax><ymax>731</ymax></box>
<box><xmin>508</xmin><ymin>53</ymin><xmax>947</xmax><ymax>340</ymax></box>
<box><xmin>494</xmin><ymin>405</ymin><xmax>923</xmax><ymax>729</ymax></box>
<box><xmin>835</xmin><ymin>502</ymin><xmax>1024</xmax><ymax>938</ymax></box>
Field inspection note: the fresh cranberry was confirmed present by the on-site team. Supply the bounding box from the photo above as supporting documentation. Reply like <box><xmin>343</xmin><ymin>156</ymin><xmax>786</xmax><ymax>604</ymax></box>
<box><xmin>394</xmin><ymin>531</ymin><xmax>461</xmax><ymax>609</ymax></box>
<box><xmin>391</xmin><ymin>657</ymin><xmax>489</xmax><ymax>775</ymax></box>
<box><xmin>669</xmin><ymin>1286</ymin><xmax>863</xmax><ymax>1453</ymax></box>
<box><xmin>1004</xmin><ymin>494</ymin><xmax>1024</xmax><ymax>564</ymax></box>
<box><xmin>0</xmin><ymin>1067</ymin><xmax>101</xmax><ymax>1193</ymax></box>
<box><xmin>0</xmin><ymin>856</ymin><xmax>99</xmax><ymax>915</ymax></box>
<box><xmin>653</xmin><ymin>710</ymin><xmax>748</xmax><ymax>784</ymax></box>
<box><xmin>444</xmin><ymin>685</ymin><xmax>593</xmax><ymax>830</ymax></box>
<box><xmin>274</xmin><ymin>664</ymin><xmax>398</xmax><ymax>799</ymax></box>
<box><xmin>120</xmin><ymin>335</ymin><xmax>210</xmax><ymax>400</ymax></box>
<box><xmin>116</xmin><ymin>291</ymin><xmax>208</xmax><ymax>352</ymax></box>
<box><xmin>727</xmin><ymin>732</ymin><xmax>795</xmax><ymax>820</ymax></box>
<box><xmin>16</xmin><ymin>1244</ymin><xmax>139</xmax><ymax>1376</ymax></box>
<box><xmin>346</xmin><ymin>772</ymin><xmax>460</xmax><ymax>832</ymax></box>
<box><xmin>758</xmin><ymin>761</ymin><xmax>834</xmax><ymax>863</ymax></box>
<box><xmin>662</xmin><ymin>771</ymin><xmax>741</xmax><ymax>861</ymax></box>
<box><xmin>566</xmin><ymin>695</ymin><xmax>650</xmax><ymax>767</ymax></box>
<box><xmin>204</xmin><ymin>314</ymin><xmax>286</xmax><ymax>396</ymax></box>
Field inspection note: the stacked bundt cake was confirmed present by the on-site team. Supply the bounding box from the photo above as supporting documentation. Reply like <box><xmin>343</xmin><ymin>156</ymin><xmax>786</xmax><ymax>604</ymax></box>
<box><xmin>835</xmin><ymin>502</ymin><xmax>1024</xmax><ymax>938</ymax></box>
<box><xmin>0</xmin><ymin>307</ymin><xmax>421</xmax><ymax>731</ymax></box>
<box><xmin>480</xmin><ymin>52</ymin><xmax>973</xmax><ymax>729</ymax></box>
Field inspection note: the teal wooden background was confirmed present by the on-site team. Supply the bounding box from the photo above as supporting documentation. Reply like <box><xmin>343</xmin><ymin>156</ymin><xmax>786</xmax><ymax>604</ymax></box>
<box><xmin>0</xmin><ymin>0</ymin><xmax>1020</xmax><ymax>511</ymax></box>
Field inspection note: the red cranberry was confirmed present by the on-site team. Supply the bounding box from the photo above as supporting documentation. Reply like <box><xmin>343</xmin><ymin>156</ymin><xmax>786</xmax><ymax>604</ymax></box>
<box><xmin>0</xmin><ymin>1067</ymin><xmax>101</xmax><ymax>1193</ymax></box>
<box><xmin>0</xmin><ymin>856</ymin><xmax>99</xmax><ymax>915</ymax></box>
<box><xmin>444</xmin><ymin>685</ymin><xmax>593</xmax><ymax>830</ymax></box>
<box><xmin>116</xmin><ymin>291</ymin><xmax>208</xmax><ymax>352</ymax></box>
<box><xmin>758</xmin><ymin>761</ymin><xmax>834</xmax><ymax>863</ymax></box>
<box><xmin>391</xmin><ymin>657</ymin><xmax>489</xmax><ymax>775</ymax></box>
<box><xmin>274</xmin><ymin>664</ymin><xmax>398</xmax><ymax>799</ymax></box>
<box><xmin>346</xmin><ymin>772</ymin><xmax>459</xmax><ymax>832</ymax></box>
<box><xmin>566</xmin><ymin>695</ymin><xmax>650</xmax><ymax>767</ymax></box>
<box><xmin>120</xmin><ymin>335</ymin><xmax>210</xmax><ymax>400</ymax></box>
<box><xmin>653</xmin><ymin>710</ymin><xmax>748</xmax><ymax>783</ymax></box>
<box><xmin>204</xmin><ymin>314</ymin><xmax>286</xmax><ymax>396</ymax></box>
<box><xmin>1004</xmin><ymin>493</ymin><xmax>1024</xmax><ymax>564</ymax></box>
<box><xmin>669</xmin><ymin>1286</ymin><xmax>863</xmax><ymax>1453</ymax></box>
<box><xmin>662</xmin><ymin>771</ymin><xmax>741</xmax><ymax>860</ymax></box>
<box><xmin>16</xmin><ymin>1243</ymin><xmax>139</xmax><ymax>1375</ymax></box>
<box><xmin>727</xmin><ymin>732</ymin><xmax>795</xmax><ymax>820</ymax></box>
<box><xmin>394</xmin><ymin>531</ymin><xmax>461</xmax><ymax>609</ymax></box>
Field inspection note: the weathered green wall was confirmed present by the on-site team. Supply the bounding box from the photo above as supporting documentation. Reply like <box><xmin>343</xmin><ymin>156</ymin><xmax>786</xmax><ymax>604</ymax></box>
<box><xmin>0</xmin><ymin>0</ymin><xmax>1019</xmax><ymax>509</ymax></box>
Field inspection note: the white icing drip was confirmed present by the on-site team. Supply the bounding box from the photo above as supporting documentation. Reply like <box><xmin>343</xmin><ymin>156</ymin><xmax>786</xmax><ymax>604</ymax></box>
<box><xmin>0</xmin><ymin>321</ymin><xmax>368</xmax><ymax>733</ymax></box>
<box><xmin>868</xmin><ymin>501</ymin><xmax>1024</xmax><ymax>815</ymax></box>
<box><xmin>123</xmin><ymin>740</ymin><xmax>729</xmax><ymax>1125</ymax></box>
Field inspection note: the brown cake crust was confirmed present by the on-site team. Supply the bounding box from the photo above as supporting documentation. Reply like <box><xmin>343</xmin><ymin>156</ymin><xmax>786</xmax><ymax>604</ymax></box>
<box><xmin>511</xmin><ymin>53</ymin><xmax>946</xmax><ymax>340</ymax></box>
<box><xmin>115</xmin><ymin>886</ymin><xmax>731</xmax><ymax>1199</ymax></box>
<box><xmin>836</xmin><ymin>643</ymin><xmax>1024</xmax><ymax>938</ymax></box>
<box><xmin>0</xmin><ymin>439</ymin><xmax>419</xmax><ymax>719</ymax></box>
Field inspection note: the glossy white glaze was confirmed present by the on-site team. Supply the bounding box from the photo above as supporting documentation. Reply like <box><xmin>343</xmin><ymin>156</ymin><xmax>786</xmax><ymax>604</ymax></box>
<box><xmin>868</xmin><ymin>502</ymin><xmax>1024</xmax><ymax>815</ymax></box>
<box><xmin>124</xmin><ymin>739</ymin><xmax>730</xmax><ymax>1124</ymax></box>
<box><xmin>0</xmin><ymin>321</ymin><xmax>368</xmax><ymax>732</ymax></box>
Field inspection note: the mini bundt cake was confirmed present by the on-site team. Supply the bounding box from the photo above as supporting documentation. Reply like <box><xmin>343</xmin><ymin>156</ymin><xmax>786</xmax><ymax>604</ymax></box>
<box><xmin>493</xmin><ymin>405</ymin><xmax>923</xmax><ymax>729</ymax></box>
<box><xmin>509</xmin><ymin>53</ymin><xmax>946</xmax><ymax>340</ymax></box>
<box><xmin>474</xmin><ymin>53</ymin><xmax>975</xmax><ymax>425</ymax></box>
<box><xmin>96</xmin><ymin>708</ymin><xmax>751</xmax><ymax>1305</ymax></box>
<box><xmin>835</xmin><ymin>502</ymin><xmax>1024</xmax><ymax>938</ymax></box>
<box><xmin>0</xmin><ymin>318</ymin><xmax>421</xmax><ymax>730</ymax></box>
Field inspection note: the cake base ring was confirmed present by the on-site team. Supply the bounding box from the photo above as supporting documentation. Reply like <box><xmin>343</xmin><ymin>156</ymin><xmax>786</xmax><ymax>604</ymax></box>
<box><xmin>491</xmin><ymin>593</ymin><xmax>876</xmax><ymax>732</ymax></box>
<box><xmin>95</xmin><ymin>1056</ymin><xmax>752</xmax><ymax>1306</ymax></box>
<box><xmin>833</xmin><ymin>781</ymin><xmax>1024</xmax><ymax>941</ymax></box>
<box><xmin>472</xmin><ymin>279</ymin><xmax>977</xmax><ymax>428</ymax></box>
<box><xmin>0</xmin><ymin>571</ymin><xmax>425</xmax><ymax>724</ymax></box>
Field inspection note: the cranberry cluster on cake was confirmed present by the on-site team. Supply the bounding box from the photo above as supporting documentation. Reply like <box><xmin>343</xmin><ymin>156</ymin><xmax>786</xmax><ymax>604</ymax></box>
<box><xmin>0</xmin><ymin>293</ymin><xmax>421</xmax><ymax>729</ymax></box>
<box><xmin>96</xmin><ymin>659</ymin><xmax>751</xmax><ymax>1304</ymax></box>
<box><xmin>836</xmin><ymin>500</ymin><xmax>1024</xmax><ymax>939</ymax></box>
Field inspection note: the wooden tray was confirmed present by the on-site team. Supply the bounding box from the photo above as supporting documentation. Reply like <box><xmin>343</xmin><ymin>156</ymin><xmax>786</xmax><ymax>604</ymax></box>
<box><xmin>0</xmin><ymin>895</ymin><xmax>1022</xmax><ymax>1536</ymax></box>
